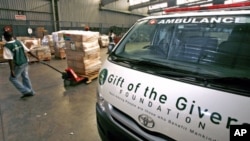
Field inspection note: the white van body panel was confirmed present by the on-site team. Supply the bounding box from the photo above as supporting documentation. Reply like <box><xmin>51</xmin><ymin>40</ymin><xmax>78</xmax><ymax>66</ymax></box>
<box><xmin>99</xmin><ymin>61</ymin><xmax>249</xmax><ymax>141</ymax></box>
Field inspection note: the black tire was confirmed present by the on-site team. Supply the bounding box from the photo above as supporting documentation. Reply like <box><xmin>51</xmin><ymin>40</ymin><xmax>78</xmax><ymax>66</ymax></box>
<box><xmin>64</xmin><ymin>79</ymin><xmax>71</xmax><ymax>87</ymax></box>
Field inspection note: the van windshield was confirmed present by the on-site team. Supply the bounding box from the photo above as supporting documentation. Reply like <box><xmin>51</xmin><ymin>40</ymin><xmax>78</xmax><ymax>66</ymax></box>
<box><xmin>112</xmin><ymin>15</ymin><xmax>250</xmax><ymax>94</ymax></box>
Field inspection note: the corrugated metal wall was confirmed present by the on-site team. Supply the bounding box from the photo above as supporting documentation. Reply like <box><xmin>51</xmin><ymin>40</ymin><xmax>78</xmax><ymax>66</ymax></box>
<box><xmin>0</xmin><ymin>0</ymin><xmax>147</xmax><ymax>36</ymax></box>
<box><xmin>0</xmin><ymin>0</ymin><xmax>53</xmax><ymax>36</ymax></box>
<box><xmin>58</xmin><ymin>0</ymin><xmax>143</xmax><ymax>25</ymax></box>
<box><xmin>58</xmin><ymin>0</ymin><xmax>146</xmax><ymax>34</ymax></box>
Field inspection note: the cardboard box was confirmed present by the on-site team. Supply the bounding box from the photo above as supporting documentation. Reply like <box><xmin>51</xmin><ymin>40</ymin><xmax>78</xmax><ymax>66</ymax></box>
<box><xmin>65</xmin><ymin>40</ymin><xmax>99</xmax><ymax>51</ymax></box>
<box><xmin>36</xmin><ymin>27</ymin><xmax>45</xmax><ymax>32</ymax></box>
<box><xmin>50</xmin><ymin>46</ymin><xmax>55</xmax><ymax>54</ymax></box>
<box><xmin>62</xmin><ymin>31</ymin><xmax>100</xmax><ymax>42</ymax></box>
<box><xmin>54</xmin><ymin>48</ymin><xmax>66</xmax><ymax>59</ymax></box>
<box><xmin>67</xmin><ymin>59</ymin><xmax>100</xmax><ymax>68</ymax></box>
<box><xmin>65</xmin><ymin>47</ymin><xmax>100</xmax><ymax>61</ymax></box>
<box><xmin>69</xmin><ymin>31</ymin><xmax>100</xmax><ymax>42</ymax></box>
<box><xmin>67</xmin><ymin>60</ymin><xmax>101</xmax><ymax>75</ymax></box>
<box><xmin>36</xmin><ymin>27</ymin><xmax>46</xmax><ymax>39</ymax></box>
<box><xmin>23</xmin><ymin>38</ymin><xmax>40</xmax><ymax>49</ymax></box>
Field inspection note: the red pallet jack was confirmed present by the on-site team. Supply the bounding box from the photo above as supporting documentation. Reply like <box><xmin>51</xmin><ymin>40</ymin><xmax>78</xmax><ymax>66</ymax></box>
<box><xmin>40</xmin><ymin>61</ymin><xmax>85</xmax><ymax>86</ymax></box>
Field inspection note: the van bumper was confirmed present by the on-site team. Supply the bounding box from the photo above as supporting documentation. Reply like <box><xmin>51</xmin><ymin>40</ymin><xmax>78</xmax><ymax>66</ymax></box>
<box><xmin>96</xmin><ymin>103</ymin><xmax>140</xmax><ymax>141</ymax></box>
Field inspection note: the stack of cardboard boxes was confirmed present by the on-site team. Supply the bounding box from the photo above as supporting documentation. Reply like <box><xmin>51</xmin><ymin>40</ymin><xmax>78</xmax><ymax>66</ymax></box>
<box><xmin>28</xmin><ymin>46</ymin><xmax>52</xmax><ymax>62</ymax></box>
<box><xmin>15</xmin><ymin>37</ymin><xmax>49</xmax><ymax>61</ymax></box>
<box><xmin>63</xmin><ymin>31</ymin><xmax>101</xmax><ymax>76</ymax></box>
<box><xmin>19</xmin><ymin>37</ymin><xmax>51</xmax><ymax>62</ymax></box>
<box><xmin>52</xmin><ymin>31</ymin><xmax>66</xmax><ymax>59</ymax></box>
<box><xmin>42</xmin><ymin>35</ymin><xmax>55</xmax><ymax>55</ymax></box>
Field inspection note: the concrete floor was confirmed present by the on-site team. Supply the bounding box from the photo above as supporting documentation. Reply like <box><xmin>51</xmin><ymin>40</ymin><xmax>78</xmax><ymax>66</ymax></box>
<box><xmin>0</xmin><ymin>47</ymin><xmax>108</xmax><ymax>141</ymax></box>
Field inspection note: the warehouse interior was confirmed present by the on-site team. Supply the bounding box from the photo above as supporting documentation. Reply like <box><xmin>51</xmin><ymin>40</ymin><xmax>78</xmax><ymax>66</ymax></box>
<box><xmin>0</xmin><ymin>0</ymin><xmax>248</xmax><ymax>141</ymax></box>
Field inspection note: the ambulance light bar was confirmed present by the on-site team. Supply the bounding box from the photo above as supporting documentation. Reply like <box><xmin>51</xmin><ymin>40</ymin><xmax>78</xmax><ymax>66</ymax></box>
<box><xmin>164</xmin><ymin>1</ymin><xmax>250</xmax><ymax>13</ymax></box>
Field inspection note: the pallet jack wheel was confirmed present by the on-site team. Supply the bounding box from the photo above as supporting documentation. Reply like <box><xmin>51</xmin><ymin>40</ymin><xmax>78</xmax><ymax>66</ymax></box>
<box><xmin>64</xmin><ymin>79</ymin><xmax>71</xmax><ymax>87</ymax></box>
<box><xmin>62</xmin><ymin>72</ymin><xmax>71</xmax><ymax>86</ymax></box>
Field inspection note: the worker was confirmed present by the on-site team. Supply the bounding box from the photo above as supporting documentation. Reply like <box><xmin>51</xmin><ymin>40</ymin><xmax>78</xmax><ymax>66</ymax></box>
<box><xmin>3</xmin><ymin>31</ymin><xmax>40</xmax><ymax>99</ymax></box>
<box><xmin>107</xmin><ymin>29</ymin><xmax>116</xmax><ymax>54</ymax></box>
<box><xmin>84</xmin><ymin>25</ymin><xmax>90</xmax><ymax>31</ymax></box>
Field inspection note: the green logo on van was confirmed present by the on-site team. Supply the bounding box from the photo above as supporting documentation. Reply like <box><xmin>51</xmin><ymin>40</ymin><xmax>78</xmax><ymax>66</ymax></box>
<box><xmin>99</xmin><ymin>69</ymin><xmax>108</xmax><ymax>85</ymax></box>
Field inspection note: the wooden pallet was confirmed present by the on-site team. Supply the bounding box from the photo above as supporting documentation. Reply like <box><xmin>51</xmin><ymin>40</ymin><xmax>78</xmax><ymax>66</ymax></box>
<box><xmin>0</xmin><ymin>60</ymin><xmax>8</xmax><ymax>63</ymax></box>
<box><xmin>79</xmin><ymin>70</ymin><xmax>99</xmax><ymax>84</ymax></box>
<box><xmin>55</xmin><ymin>56</ymin><xmax>66</xmax><ymax>60</ymax></box>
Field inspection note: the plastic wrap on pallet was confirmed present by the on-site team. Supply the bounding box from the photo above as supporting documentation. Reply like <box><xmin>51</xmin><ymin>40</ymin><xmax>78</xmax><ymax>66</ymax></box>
<box><xmin>52</xmin><ymin>30</ymin><xmax>67</xmax><ymax>42</ymax></box>
<box><xmin>52</xmin><ymin>31</ymin><xmax>68</xmax><ymax>59</ymax></box>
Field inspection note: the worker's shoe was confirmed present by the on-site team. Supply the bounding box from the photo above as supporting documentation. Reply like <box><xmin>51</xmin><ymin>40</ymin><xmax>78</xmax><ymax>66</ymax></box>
<box><xmin>20</xmin><ymin>92</ymin><xmax>34</xmax><ymax>99</ymax></box>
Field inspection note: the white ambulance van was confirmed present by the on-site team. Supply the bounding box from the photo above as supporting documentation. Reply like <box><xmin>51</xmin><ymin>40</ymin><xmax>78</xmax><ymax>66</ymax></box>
<box><xmin>96</xmin><ymin>2</ymin><xmax>250</xmax><ymax>141</ymax></box>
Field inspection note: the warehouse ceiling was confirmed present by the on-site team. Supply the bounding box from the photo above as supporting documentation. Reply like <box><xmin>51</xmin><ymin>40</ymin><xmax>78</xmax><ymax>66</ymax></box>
<box><xmin>147</xmin><ymin>0</ymin><xmax>218</xmax><ymax>14</ymax></box>
<box><xmin>131</xmin><ymin>0</ymin><xmax>227</xmax><ymax>14</ymax></box>
<box><xmin>100</xmin><ymin>0</ymin><xmax>118</xmax><ymax>6</ymax></box>
<box><xmin>100</xmin><ymin>0</ymin><xmax>246</xmax><ymax>15</ymax></box>
<box><xmin>129</xmin><ymin>0</ymin><xmax>168</xmax><ymax>10</ymax></box>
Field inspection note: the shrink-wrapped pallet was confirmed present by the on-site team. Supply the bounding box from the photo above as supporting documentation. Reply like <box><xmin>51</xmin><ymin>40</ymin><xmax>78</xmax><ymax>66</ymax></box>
<box><xmin>52</xmin><ymin>30</ymin><xmax>67</xmax><ymax>42</ymax></box>
<box><xmin>42</xmin><ymin>35</ymin><xmax>54</xmax><ymax>46</ymax></box>
<box><xmin>40</xmin><ymin>35</ymin><xmax>55</xmax><ymax>54</ymax></box>
<box><xmin>63</xmin><ymin>30</ymin><xmax>101</xmax><ymax>76</ymax></box>
<box><xmin>27</xmin><ymin>46</ymin><xmax>51</xmax><ymax>62</ymax></box>
<box><xmin>98</xmin><ymin>35</ymin><xmax>109</xmax><ymax>48</ymax></box>
<box><xmin>15</xmin><ymin>37</ymin><xmax>41</xmax><ymax>49</ymax></box>
<box><xmin>52</xmin><ymin>31</ymin><xmax>66</xmax><ymax>59</ymax></box>
<box><xmin>46</xmin><ymin>35</ymin><xmax>55</xmax><ymax>54</ymax></box>
<box><xmin>65</xmin><ymin>46</ymin><xmax>101</xmax><ymax>75</ymax></box>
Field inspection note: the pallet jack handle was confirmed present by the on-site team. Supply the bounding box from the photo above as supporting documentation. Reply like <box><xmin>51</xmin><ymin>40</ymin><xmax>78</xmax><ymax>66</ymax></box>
<box><xmin>39</xmin><ymin>61</ymin><xmax>64</xmax><ymax>74</ymax></box>
<box><xmin>39</xmin><ymin>61</ymin><xmax>85</xmax><ymax>85</ymax></box>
